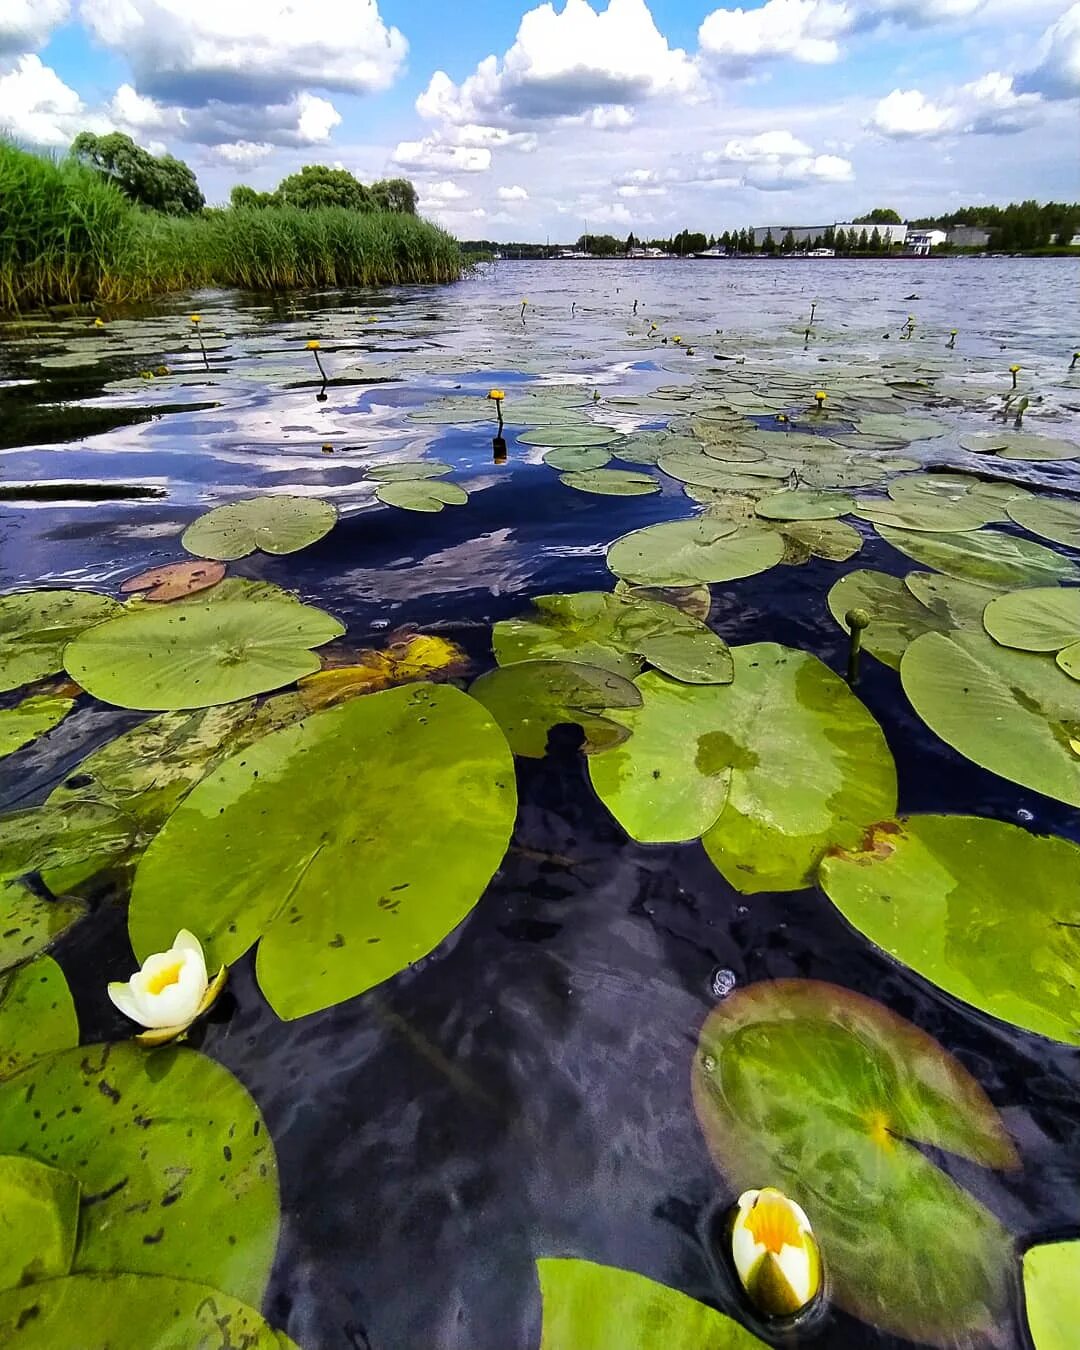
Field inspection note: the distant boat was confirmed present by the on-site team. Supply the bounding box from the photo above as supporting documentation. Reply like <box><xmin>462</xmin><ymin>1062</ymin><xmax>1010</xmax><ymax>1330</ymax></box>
<box><xmin>806</xmin><ymin>248</ymin><xmax>835</xmax><ymax>257</ymax></box>
<box><xmin>694</xmin><ymin>247</ymin><xmax>727</xmax><ymax>258</ymax></box>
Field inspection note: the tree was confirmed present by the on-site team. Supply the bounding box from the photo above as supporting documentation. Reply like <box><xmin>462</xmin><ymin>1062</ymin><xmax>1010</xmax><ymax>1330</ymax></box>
<box><xmin>369</xmin><ymin>177</ymin><xmax>418</xmax><ymax>214</ymax></box>
<box><xmin>781</xmin><ymin>229</ymin><xmax>796</xmax><ymax>253</ymax></box>
<box><xmin>854</xmin><ymin>207</ymin><xmax>902</xmax><ymax>224</ymax></box>
<box><xmin>721</xmin><ymin>230</ymin><xmax>732</xmax><ymax>251</ymax></box>
<box><xmin>823</xmin><ymin>225</ymin><xmax>835</xmax><ymax>248</ymax></box>
<box><xmin>869</xmin><ymin>225</ymin><xmax>883</xmax><ymax>252</ymax></box>
<box><xmin>858</xmin><ymin>228</ymin><xmax>870</xmax><ymax>251</ymax></box>
<box><xmin>276</xmin><ymin>165</ymin><xmax>372</xmax><ymax>211</ymax></box>
<box><xmin>834</xmin><ymin>227</ymin><xmax>847</xmax><ymax>252</ymax></box>
<box><xmin>762</xmin><ymin>228</ymin><xmax>777</xmax><ymax>255</ymax></box>
<box><xmin>625</xmin><ymin>232</ymin><xmax>637</xmax><ymax>252</ymax></box>
<box><xmin>71</xmin><ymin>131</ymin><xmax>204</xmax><ymax>214</ymax></box>
<box><xmin>229</xmin><ymin>185</ymin><xmax>276</xmax><ymax>210</ymax></box>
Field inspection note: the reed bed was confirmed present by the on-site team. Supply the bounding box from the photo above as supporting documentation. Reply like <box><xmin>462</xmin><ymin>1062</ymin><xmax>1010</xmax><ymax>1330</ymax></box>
<box><xmin>0</xmin><ymin>142</ymin><xmax>462</xmax><ymax>312</ymax></box>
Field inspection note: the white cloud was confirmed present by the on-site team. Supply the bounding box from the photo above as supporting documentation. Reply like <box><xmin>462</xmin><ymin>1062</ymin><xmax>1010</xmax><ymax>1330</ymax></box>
<box><xmin>497</xmin><ymin>185</ymin><xmax>529</xmax><ymax>200</ymax></box>
<box><xmin>0</xmin><ymin>55</ymin><xmax>110</xmax><ymax>147</ymax></box>
<box><xmin>870</xmin><ymin>72</ymin><xmax>1042</xmax><ymax>138</ymax></box>
<box><xmin>1017</xmin><ymin>2</ymin><xmax>1080</xmax><ymax>100</ymax></box>
<box><xmin>79</xmin><ymin>0</ymin><xmax>407</xmax><ymax>104</ymax></box>
<box><xmin>392</xmin><ymin>138</ymin><xmax>493</xmax><ymax>173</ymax></box>
<box><xmin>422</xmin><ymin>180</ymin><xmax>470</xmax><ymax>202</ymax></box>
<box><xmin>692</xmin><ymin>129</ymin><xmax>854</xmax><ymax>188</ymax></box>
<box><xmin>0</xmin><ymin>0</ymin><xmax>69</xmax><ymax>57</ymax></box>
<box><xmin>870</xmin><ymin>88</ymin><xmax>954</xmax><ymax>137</ymax></box>
<box><xmin>207</xmin><ymin>140</ymin><xmax>274</xmax><ymax>166</ymax></box>
<box><xmin>109</xmin><ymin>85</ymin><xmax>342</xmax><ymax>149</ymax></box>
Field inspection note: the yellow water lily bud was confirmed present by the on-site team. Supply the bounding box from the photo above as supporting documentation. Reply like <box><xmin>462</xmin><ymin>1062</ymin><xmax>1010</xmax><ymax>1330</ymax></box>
<box><xmin>487</xmin><ymin>389</ymin><xmax>505</xmax><ymax>401</ymax></box>
<box><xmin>155</xmin><ymin>365</ymin><xmax>169</xmax><ymax>376</ymax></box>
<box><xmin>93</xmin><ymin>317</ymin><xmax>105</xmax><ymax>328</ymax></box>
<box><xmin>307</xmin><ymin>339</ymin><xmax>321</xmax><ymax>350</ymax></box>
<box><xmin>814</xmin><ymin>390</ymin><xmax>827</xmax><ymax>404</ymax></box>
<box><xmin>108</xmin><ymin>929</ymin><xmax>226</xmax><ymax>1045</ymax></box>
<box><xmin>732</xmin><ymin>1187</ymin><xmax>822</xmax><ymax>1317</ymax></box>
<box><xmin>673</xmin><ymin>335</ymin><xmax>682</xmax><ymax>344</ymax></box>
<box><xmin>1009</xmin><ymin>363</ymin><xmax>1020</xmax><ymax>373</ymax></box>
<box><xmin>190</xmin><ymin>314</ymin><xmax>201</xmax><ymax>324</ymax></box>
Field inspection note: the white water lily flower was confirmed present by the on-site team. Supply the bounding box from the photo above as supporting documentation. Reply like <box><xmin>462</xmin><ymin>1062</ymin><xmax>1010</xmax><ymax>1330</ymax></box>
<box><xmin>731</xmin><ymin>1187</ymin><xmax>822</xmax><ymax>1317</ymax></box>
<box><xmin>108</xmin><ymin>930</ymin><xmax>226</xmax><ymax>1045</ymax></box>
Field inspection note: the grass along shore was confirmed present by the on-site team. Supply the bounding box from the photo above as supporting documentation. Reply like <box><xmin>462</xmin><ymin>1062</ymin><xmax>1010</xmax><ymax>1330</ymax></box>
<box><xmin>0</xmin><ymin>142</ymin><xmax>463</xmax><ymax>313</ymax></box>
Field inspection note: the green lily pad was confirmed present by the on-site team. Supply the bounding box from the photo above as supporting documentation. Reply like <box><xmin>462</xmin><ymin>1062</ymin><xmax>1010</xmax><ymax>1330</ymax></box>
<box><xmin>771</xmin><ymin>517</ymin><xmax>862</xmax><ymax>564</ymax></box>
<box><xmin>0</xmin><ymin>1271</ymin><xmax>291</xmax><ymax>1348</ymax></box>
<box><xmin>853</xmin><ymin>498</ymin><xmax>994</xmax><ymax>532</ymax></box>
<box><xmin>612</xmin><ymin>581</ymin><xmax>711</xmax><ymax>622</ymax></box>
<box><xmin>129</xmin><ymin>685</ymin><xmax>516</xmax><ymax>1019</ymax></box>
<box><xmin>65</xmin><ymin>597</ymin><xmax>343</xmax><ymax>711</ymax></box>
<box><xmin>182</xmin><ymin>494</ymin><xmax>337</xmax><ymax>560</ymax></box>
<box><xmin>0</xmin><ymin>1155</ymin><xmax>79</xmax><ymax>1291</ymax></box>
<box><xmin>492</xmin><ymin>592</ymin><xmax>732</xmax><ymax>685</ymax></box>
<box><xmin>987</xmin><ymin>433</ymin><xmax>1079</xmax><ymax>462</ymax></box>
<box><xmin>1023</xmin><ymin>1240</ymin><xmax>1079</xmax><ymax>1350</ymax></box>
<box><xmin>877</xmin><ymin>525</ymin><xmax>1080</xmax><ymax>588</ymax></box>
<box><xmin>0</xmin><ymin>955</ymin><xmax>77</xmax><ymax>1080</ymax></box>
<box><xmin>542</xmin><ymin>447</ymin><xmax>612</xmax><ymax>471</ymax></box>
<box><xmin>560</xmin><ymin>469</ymin><xmax>660</xmax><ymax>496</ymax></box>
<box><xmin>365</xmin><ymin>460</ymin><xmax>452</xmax><ymax>481</ymax></box>
<box><xmin>1</xmin><ymin>802</ymin><xmax>133</xmax><ymax>891</ymax></box>
<box><xmin>0</xmin><ymin>693</ymin><xmax>75</xmax><ymax>758</ymax></box>
<box><xmin>1007</xmin><ymin>496</ymin><xmax>1080</xmax><ymax>548</ymax></box>
<box><xmin>800</xmin><ymin>462</ymin><xmax>889</xmax><ymax>490</ymax></box>
<box><xmin>852</xmin><ymin>412</ymin><xmax>947</xmax><ymax>441</ymax></box>
<box><xmin>518</xmin><ymin>425</ymin><xmax>620</xmax><ymax>447</ymax></box>
<box><xmin>693</xmin><ymin>979</ymin><xmax>1016</xmax><ymax>1344</ymax></box>
<box><xmin>0</xmin><ymin>591</ymin><xmax>121</xmax><ymax>693</ymax></box>
<box><xmin>903</xmin><ymin>571</ymin><xmax>1000</xmax><ymax>626</ymax></box>
<box><xmin>901</xmin><ymin>630</ymin><xmax>1080</xmax><ymax>806</ymax></box>
<box><xmin>469</xmin><ymin>659</ymin><xmax>642</xmax><ymax>757</ymax></box>
<box><xmin>983</xmin><ymin>588</ymin><xmax>1080</xmax><ymax>657</ymax></box>
<box><xmin>819</xmin><ymin>814</ymin><xmax>1080</xmax><ymax>1043</ymax></box>
<box><xmin>699</xmin><ymin>644</ymin><xmax>896</xmax><ymax>891</ymax></box>
<box><xmin>755</xmin><ymin>490</ymin><xmax>852</xmax><ymax>521</ymax></box>
<box><xmin>613</xmin><ymin>431</ymin><xmax>697</xmax><ymax>467</ymax></box>
<box><xmin>959</xmin><ymin>432</ymin><xmax>1011</xmax><ymax>454</ymax></box>
<box><xmin>375</xmin><ymin>480</ymin><xmax>469</xmax><ymax>512</ymax></box>
<box><xmin>408</xmin><ymin>396</ymin><xmax>502</xmax><ymax>424</ymax></box>
<box><xmin>660</xmin><ymin>450</ymin><xmax>791</xmax><ymax>488</ymax></box>
<box><xmin>700</xmin><ymin>443</ymin><xmax>771</xmax><ymax>466</ymax></box>
<box><xmin>607</xmin><ymin>520</ymin><xmax>784</xmax><ymax>586</ymax></box>
<box><xmin>0</xmin><ymin>882</ymin><xmax>87</xmax><ymax>978</ymax></box>
<box><xmin>0</xmin><ymin>1043</ymin><xmax>278</xmax><ymax>1304</ymax></box>
<box><xmin>828</xmin><ymin>571</ymin><xmax>952</xmax><ymax>670</ymax></box>
<box><xmin>536</xmin><ymin>1259</ymin><xmax>768</xmax><ymax>1350</ymax></box>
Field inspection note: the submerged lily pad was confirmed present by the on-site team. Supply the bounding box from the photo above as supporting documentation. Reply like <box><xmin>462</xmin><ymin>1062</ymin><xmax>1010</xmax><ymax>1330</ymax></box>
<box><xmin>877</xmin><ymin>525</ymin><xmax>1080</xmax><ymax>588</ymax></box>
<box><xmin>375</xmin><ymin>480</ymin><xmax>468</xmax><ymax>512</ymax></box>
<box><xmin>65</xmin><ymin>597</ymin><xmax>343</xmax><ymax>711</ymax></box>
<box><xmin>755</xmin><ymin>489</ymin><xmax>852</xmax><ymax>521</ymax></box>
<box><xmin>0</xmin><ymin>1154</ymin><xmax>79</xmax><ymax>1291</ymax></box>
<box><xmin>901</xmin><ymin>630</ymin><xmax>1080</xmax><ymax>806</ymax></box>
<box><xmin>1007</xmin><ymin>496</ymin><xmax>1080</xmax><ymax>548</ymax></box>
<box><xmin>1023</xmin><ymin>1240</ymin><xmax>1079</xmax><ymax>1350</ymax></box>
<box><xmin>536</xmin><ymin>1259</ymin><xmax>768</xmax><ymax>1350</ymax></box>
<box><xmin>612</xmin><ymin>581</ymin><xmax>711</xmax><ymax>622</ymax></box>
<box><xmin>469</xmin><ymin>659</ymin><xmax>642</xmax><ymax>757</ymax></box>
<box><xmin>129</xmin><ymin>685</ymin><xmax>516</xmax><ymax>1019</ymax></box>
<box><xmin>182</xmin><ymin>494</ymin><xmax>337</xmax><ymax>560</ymax></box>
<box><xmin>607</xmin><ymin>520</ymin><xmax>784</xmax><ymax>586</ymax></box>
<box><xmin>559</xmin><ymin>469</ymin><xmax>660</xmax><ymax>496</ymax></box>
<box><xmin>0</xmin><ymin>1043</ymin><xmax>278</xmax><ymax>1304</ymax></box>
<box><xmin>542</xmin><ymin>446</ymin><xmax>611</xmax><ymax>471</ymax></box>
<box><xmin>0</xmin><ymin>693</ymin><xmax>75</xmax><ymax>758</ymax></box>
<box><xmin>0</xmin><ymin>1273</ymin><xmax>292</xmax><ymax>1349</ymax></box>
<box><xmin>693</xmin><ymin>979</ymin><xmax>1016</xmax><ymax>1344</ymax></box>
<box><xmin>0</xmin><ymin>591</ymin><xmax>121</xmax><ymax>693</ymax></box>
<box><xmin>493</xmin><ymin>592</ymin><xmax>732</xmax><ymax>684</ymax></box>
<box><xmin>820</xmin><ymin>814</ymin><xmax>1080</xmax><ymax>1043</ymax></box>
<box><xmin>0</xmin><ymin>955</ymin><xmax>78</xmax><ymax>1080</ymax></box>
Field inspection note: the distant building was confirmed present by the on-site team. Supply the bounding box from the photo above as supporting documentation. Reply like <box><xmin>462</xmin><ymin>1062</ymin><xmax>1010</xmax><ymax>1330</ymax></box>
<box><xmin>946</xmin><ymin>226</ymin><xmax>991</xmax><ymax>249</ymax></box>
<box><xmin>834</xmin><ymin>221</ymin><xmax>908</xmax><ymax>246</ymax></box>
<box><xmin>752</xmin><ymin>225</ymin><xmax>826</xmax><ymax>247</ymax></box>
<box><xmin>907</xmin><ymin>228</ymin><xmax>948</xmax><ymax>255</ymax></box>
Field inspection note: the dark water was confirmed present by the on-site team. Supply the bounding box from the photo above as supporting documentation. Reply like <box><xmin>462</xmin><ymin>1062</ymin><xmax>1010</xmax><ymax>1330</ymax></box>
<box><xmin>2</xmin><ymin>258</ymin><xmax>1080</xmax><ymax>1350</ymax></box>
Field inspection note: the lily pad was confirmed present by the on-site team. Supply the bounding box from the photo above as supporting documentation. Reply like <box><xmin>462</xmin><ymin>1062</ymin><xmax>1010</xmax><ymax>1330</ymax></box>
<box><xmin>119</xmin><ymin>560</ymin><xmax>225</xmax><ymax>603</ymax></box>
<box><xmin>904</xmin><ymin>571</ymin><xmax>1000</xmax><ymax>626</ymax></box>
<box><xmin>987</xmin><ymin>433</ymin><xmax>1079</xmax><ymax>462</ymax></box>
<box><xmin>542</xmin><ymin>446</ymin><xmax>612</xmax><ymax>471</ymax></box>
<box><xmin>853</xmin><ymin>498</ymin><xmax>994</xmax><ymax>533</ymax></box>
<box><xmin>693</xmin><ymin>979</ymin><xmax>1016</xmax><ymax>1344</ymax></box>
<box><xmin>0</xmin><ymin>1043</ymin><xmax>279</xmax><ymax>1304</ymax></box>
<box><xmin>492</xmin><ymin>592</ymin><xmax>732</xmax><ymax>684</ymax></box>
<box><xmin>828</xmin><ymin>571</ymin><xmax>952</xmax><ymax>670</ymax></box>
<box><xmin>0</xmin><ymin>956</ymin><xmax>78</xmax><ymax>1080</ymax></box>
<box><xmin>901</xmin><ymin>630</ymin><xmax>1080</xmax><ymax>806</ymax></box>
<box><xmin>0</xmin><ymin>591</ymin><xmax>121</xmax><ymax>693</ymax></box>
<box><xmin>612</xmin><ymin>581</ymin><xmax>711</xmax><ymax>622</ymax></box>
<box><xmin>0</xmin><ymin>693</ymin><xmax>75</xmax><ymax>759</ymax></box>
<box><xmin>469</xmin><ymin>659</ymin><xmax>642</xmax><ymax>758</ymax></box>
<box><xmin>819</xmin><ymin>815</ymin><xmax>1080</xmax><ymax>1043</ymax></box>
<box><xmin>536</xmin><ymin>1259</ymin><xmax>768</xmax><ymax>1350</ymax></box>
<box><xmin>771</xmin><ymin>517</ymin><xmax>862</xmax><ymax>564</ymax></box>
<box><xmin>1007</xmin><ymin>496</ymin><xmax>1080</xmax><ymax>548</ymax></box>
<box><xmin>65</xmin><ymin>597</ymin><xmax>343</xmax><ymax>711</ymax></box>
<box><xmin>851</xmin><ymin>412</ymin><xmax>947</xmax><ymax>441</ymax></box>
<box><xmin>128</xmin><ymin>685</ymin><xmax>516</xmax><ymax>1019</ymax></box>
<box><xmin>800</xmin><ymin>462</ymin><xmax>889</xmax><ymax>490</ymax></box>
<box><xmin>0</xmin><ymin>1155</ymin><xmax>79</xmax><ymax>1291</ymax></box>
<box><xmin>0</xmin><ymin>883</ymin><xmax>87</xmax><ymax>978</ymax></box>
<box><xmin>518</xmin><ymin>425</ymin><xmax>620</xmax><ymax>447</ymax></box>
<box><xmin>0</xmin><ymin>1271</ymin><xmax>291</xmax><ymax>1348</ymax></box>
<box><xmin>877</xmin><ymin>525</ymin><xmax>1080</xmax><ymax>588</ymax></box>
<box><xmin>408</xmin><ymin>395</ymin><xmax>502</xmax><ymax>424</ymax></box>
<box><xmin>1</xmin><ymin>802</ymin><xmax>134</xmax><ymax>893</ymax></box>
<box><xmin>659</xmin><ymin>450</ymin><xmax>791</xmax><ymax>488</ymax></box>
<box><xmin>299</xmin><ymin>634</ymin><xmax>469</xmax><ymax>711</ymax></box>
<box><xmin>181</xmin><ymin>494</ymin><xmax>337</xmax><ymax>560</ymax></box>
<box><xmin>755</xmin><ymin>490</ymin><xmax>852</xmax><ymax>521</ymax></box>
<box><xmin>612</xmin><ymin>431</ymin><xmax>696</xmax><ymax>467</ymax></box>
<box><xmin>559</xmin><ymin>469</ymin><xmax>660</xmax><ymax>496</ymax></box>
<box><xmin>1023</xmin><ymin>1240</ymin><xmax>1079</xmax><ymax>1350</ymax></box>
<box><xmin>607</xmin><ymin>520</ymin><xmax>784</xmax><ymax>586</ymax></box>
<box><xmin>375</xmin><ymin>480</ymin><xmax>469</xmax><ymax>512</ymax></box>
<box><xmin>983</xmin><ymin>588</ymin><xmax>1080</xmax><ymax>658</ymax></box>
<box><xmin>365</xmin><ymin>460</ymin><xmax>452</xmax><ymax>481</ymax></box>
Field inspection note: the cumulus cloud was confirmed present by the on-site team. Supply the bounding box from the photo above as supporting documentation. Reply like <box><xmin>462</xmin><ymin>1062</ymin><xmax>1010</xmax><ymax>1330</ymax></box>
<box><xmin>0</xmin><ymin>0</ymin><xmax>70</xmax><ymax>57</ymax></box>
<box><xmin>0</xmin><ymin>55</ymin><xmax>110</xmax><ymax>147</ymax></box>
<box><xmin>392</xmin><ymin>138</ymin><xmax>493</xmax><ymax>174</ymax></box>
<box><xmin>205</xmin><ymin>140</ymin><xmax>274</xmax><ymax>166</ymax></box>
<box><xmin>421</xmin><ymin>180</ymin><xmax>470</xmax><ymax>202</ymax></box>
<box><xmin>690</xmin><ymin>129</ymin><xmax>854</xmax><ymax>188</ymax></box>
<box><xmin>1016</xmin><ymin>2</ymin><xmax>1080</xmax><ymax>100</ymax></box>
<box><xmin>497</xmin><ymin>185</ymin><xmax>530</xmax><ymax>200</ymax></box>
<box><xmin>870</xmin><ymin>72</ymin><xmax>1043</xmax><ymax>138</ymax></box>
<box><xmin>110</xmin><ymin>85</ymin><xmax>342</xmax><ymax>148</ymax></box>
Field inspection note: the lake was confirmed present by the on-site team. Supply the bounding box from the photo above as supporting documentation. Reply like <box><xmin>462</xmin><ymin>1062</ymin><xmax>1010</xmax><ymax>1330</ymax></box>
<box><xmin>1</xmin><ymin>257</ymin><xmax>1079</xmax><ymax>1350</ymax></box>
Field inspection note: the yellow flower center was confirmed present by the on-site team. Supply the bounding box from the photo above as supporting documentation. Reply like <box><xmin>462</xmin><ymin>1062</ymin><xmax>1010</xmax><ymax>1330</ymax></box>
<box><xmin>745</xmin><ymin>1194</ymin><xmax>803</xmax><ymax>1253</ymax></box>
<box><xmin>866</xmin><ymin>1108</ymin><xmax>894</xmax><ymax>1149</ymax></box>
<box><xmin>145</xmin><ymin>959</ymin><xmax>184</xmax><ymax>995</ymax></box>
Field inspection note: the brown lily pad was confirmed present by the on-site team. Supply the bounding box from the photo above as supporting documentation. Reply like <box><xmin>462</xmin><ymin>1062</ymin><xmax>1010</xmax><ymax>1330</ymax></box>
<box><xmin>120</xmin><ymin>561</ymin><xmax>226</xmax><ymax>603</ymax></box>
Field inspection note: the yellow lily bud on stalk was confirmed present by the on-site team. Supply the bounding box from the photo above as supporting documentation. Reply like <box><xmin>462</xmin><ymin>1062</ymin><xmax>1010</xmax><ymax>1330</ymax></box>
<box><xmin>731</xmin><ymin>1187</ymin><xmax>822</xmax><ymax>1317</ymax></box>
<box><xmin>93</xmin><ymin>317</ymin><xmax>105</xmax><ymax>328</ymax></box>
<box><xmin>814</xmin><ymin>390</ymin><xmax>827</xmax><ymax>407</ymax></box>
<box><xmin>190</xmin><ymin>314</ymin><xmax>201</xmax><ymax>325</ymax></box>
<box><xmin>487</xmin><ymin>389</ymin><xmax>505</xmax><ymax>402</ymax></box>
<box><xmin>307</xmin><ymin>340</ymin><xmax>321</xmax><ymax>350</ymax></box>
<box><xmin>108</xmin><ymin>929</ymin><xmax>226</xmax><ymax>1046</ymax></box>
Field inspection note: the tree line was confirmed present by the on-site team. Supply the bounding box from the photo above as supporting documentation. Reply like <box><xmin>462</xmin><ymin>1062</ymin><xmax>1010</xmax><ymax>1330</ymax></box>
<box><xmin>69</xmin><ymin>133</ymin><xmax>418</xmax><ymax>217</ymax></box>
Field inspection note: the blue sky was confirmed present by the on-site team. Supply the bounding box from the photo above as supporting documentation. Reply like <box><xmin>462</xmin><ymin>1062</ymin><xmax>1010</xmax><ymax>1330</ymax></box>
<box><xmin>1</xmin><ymin>0</ymin><xmax>1077</xmax><ymax>240</ymax></box>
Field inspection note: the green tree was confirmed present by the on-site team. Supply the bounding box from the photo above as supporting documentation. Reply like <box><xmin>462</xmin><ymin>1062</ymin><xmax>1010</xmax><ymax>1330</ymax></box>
<box><xmin>781</xmin><ymin>229</ymin><xmax>796</xmax><ymax>253</ymax></box>
<box><xmin>854</xmin><ymin>207</ymin><xmax>902</xmax><ymax>224</ymax></box>
<box><xmin>276</xmin><ymin>164</ymin><xmax>372</xmax><ymax>211</ymax></box>
<box><xmin>869</xmin><ymin>225</ymin><xmax>883</xmax><ymax>252</ymax></box>
<box><xmin>834</xmin><ymin>227</ymin><xmax>847</xmax><ymax>252</ymax></box>
<box><xmin>71</xmin><ymin>131</ymin><xmax>204</xmax><ymax>214</ymax></box>
<box><xmin>823</xmin><ymin>225</ymin><xmax>835</xmax><ymax>248</ymax></box>
<box><xmin>720</xmin><ymin>230</ymin><xmax>732</xmax><ymax>251</ymax></box>
<box><xmin>229</xmin><ymin>185</ymin><xmax>276</xmax><ymax>210</ymax></box>
<box><xmin>369</xmin><ymin>177</ymin><xmax>418</xmax><ymax>214</ymax></box>
<box><xmin>762</xmin><ymin>228</ymin><xmax>777</xmax><ymax>255</ymax></box>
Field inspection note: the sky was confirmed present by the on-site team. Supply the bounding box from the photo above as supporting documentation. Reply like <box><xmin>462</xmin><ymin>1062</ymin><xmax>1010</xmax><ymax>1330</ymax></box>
<box><xmin>1</xmin><ymin>0</ymin><xmax>1078</xmax><ymax>240</ymax></box>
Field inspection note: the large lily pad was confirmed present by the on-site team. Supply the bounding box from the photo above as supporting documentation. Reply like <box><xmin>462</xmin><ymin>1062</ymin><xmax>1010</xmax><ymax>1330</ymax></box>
<box><xmin>542</xmin><ymin>446</ymin><xmax>611</xmax><ymax>471</ymax></box>
<box><xmin>769</xmin><ymin>517</ymin><xmax>862</xmax><ymax>564</ymax></box>
<box><xmin>518</xmin><ymin>425</ymin><xmax>620</xmax><ymax>447</ymax></box>
<box><xmin>536</xmin><ymin>1259</ymin><xmax>768</xmax><ymax>1350</ymax></box>
<box><xmin>820</xmin><ymin>814</ymin><xmax>1080</xmax><ymax>1043</ymax></box>
<box><xmin>560</xmin><ymin>469</ymin><xmax>660</xmax><ymax>496</ymax></box>
<box><xmin>877</xmin><ymin>525</ymin><xmax>1080</xmax><ymax>588</ymax></box>
<box><xmin>693</xmin><ymin>979</ymin><xmax>1016</xmax><ymax>1344</ymax></box>
<box><xmin>492</xmin><ymin>592</ymin><xmax>732</xmax><ymax>684</ymax></box>
<box><xmin>1023</xmin><ymin>1240</ymin><xmax>1079</xmax><ymax>1350</ymax></box>
<box><xmin>65</xmin><ymin>597</ymin><xmax>343</xmax><ymax>710</ymax></box>
<box><xmin>0</xmin><ymin>1272</ymin><xmax>292</xmax><ymax>1348</ymax></box>
<box><xmin>128</xmin><ymin>684</ymin><xmax>516</xmax><ymax>1019</ymax></box>
<box><xmin>365</xmin><ymin>460</ymin><xmax>452</xmax><ymax>481</ymax></box>
<box><xmin>0</xmin><ymin>591</ymin><xmax>121</xmax><ymax>693</ymax></box>
<box><xmin>1007</xmin><ymin>496</ymin><xmax>1080</xmax><ymax>548</ymax></box>
<box><xmin>0</xmin><ymin>955</ymin><xmax>77</xmax><ymax>1080</ymax></box>
<box><xmin>699</xmin><ymin>644</ymin><xmax>896</xmax><ymax>891</ymax></box>
<box><xmin>659</xmin><ymin>450</ymin><xmax>791</xmax><ymax>488</ymax></box>
<box><xmin>0</xmin><ymin>1043</ymin><xmax>278</xmax><ymax>1304</ymax></box>
<box><xmin>0</xmin><ymin>883</ymin><xmax>87</xmax><ymax>978</ymax></box>
<box><xmin>469</xmin><ymin>660</ymin><xmax>642</xmax><ymax>757</ymax></box>
<box><xmin>375</xmin><ymin>480</ymin><xmax>468</xmax><ymax>512</ymax></box>
<box><xmin>755</xmin><ymin>489</ymin><xmax>852</xmax><ymax>521</ymax></box>
<box><xmin>828</xmin><ymin>570</ymin><xmax>951</xmax><ymax>670</ymax></box>
<box><xmin>607</xmin><ymin>520</ymin><xmax>784</xmax><ymax>586</ymax></box>
<box><xmin>901</xmin><ymin>630</ymin><xmax>1080</xmax><ymax>805</ymax></box>
<box><xmin>985</xmin><ymin>432</ymin><xmax>1079</xmax><ymax>462</ymax></box>
<box><xmin>983</xmin><ymin>588</ymin><xmax>1080</xmax><ymax>659</ymax></box>
<box><xmin>853</xmin><ymin>498</ymin><xmax>994</xmax><ymax>533</ymax></box>
<box><xmin>0</xmin><ymin>1155</ymin><xmax>79</xmax><ymax>1291</ymax></box>
<box><xmin>0</xmin><ymin>693</ymin><xmax>75</xmax><ymax>758</ymax></box>
<box><xmin>181</xmin><ymin>494</ymin><xmax>337</xmax><ymax>560</ymax></box>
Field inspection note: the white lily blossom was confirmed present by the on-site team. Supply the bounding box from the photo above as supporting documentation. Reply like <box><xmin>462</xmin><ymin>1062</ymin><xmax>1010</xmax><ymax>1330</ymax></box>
<box><xmin>108</xmin><ymin>929</ymin><xmax>222</xmax><ymax>1040</ymax></box>
<box><xmin>731</xmin><ymin>1186</ymin><xmax>822</xmax><ymax>1316</ymax></box>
